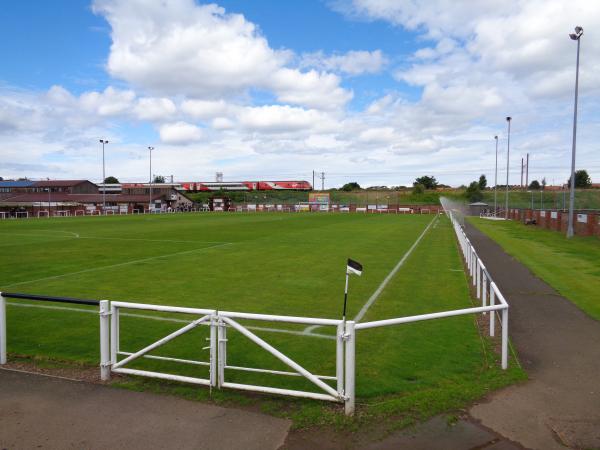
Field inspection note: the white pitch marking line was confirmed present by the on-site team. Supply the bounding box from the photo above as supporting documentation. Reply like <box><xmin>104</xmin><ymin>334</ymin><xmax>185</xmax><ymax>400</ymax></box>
<box><xmin>303</xmin><ymin>214</ymin><xmax>439</xmax><ymax>334</ymax></box>
<box><xmin>0</xmin><ymin>242</ymin><xmax>232</xmax><ymax>289</ymax></box>
<box><xmin>2</xmin><ymin>231</ymin><xmax>227</xmax><ymax>245</ymax></box>
<box><xmin>2</xmin><ymin>231</ymin><xmax>80</xmax><ymax>239</ymax></box>
<box><xmin>6</xmin><ymin>302</ymin><xmax>334</xmax><ymax>340</ymax></box>
<box><xmin>76</xmin><ymin>236</ymin><xmax>228</xmax><ymax>245</ymax></box>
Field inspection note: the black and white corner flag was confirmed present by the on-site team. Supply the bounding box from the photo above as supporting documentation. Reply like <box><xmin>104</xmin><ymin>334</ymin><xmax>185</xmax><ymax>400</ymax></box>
<box><xmin>347</xmin><ymin>258</ymin><xmax>363</xmax><ymax>276</ymax></box>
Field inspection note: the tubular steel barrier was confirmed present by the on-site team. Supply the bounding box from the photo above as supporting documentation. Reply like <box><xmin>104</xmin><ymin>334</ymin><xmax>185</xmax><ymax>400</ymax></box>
<box><xmin>0</xmin><ymin>212</ymin><xmax>508</xmax><ymax>416</ymax></box>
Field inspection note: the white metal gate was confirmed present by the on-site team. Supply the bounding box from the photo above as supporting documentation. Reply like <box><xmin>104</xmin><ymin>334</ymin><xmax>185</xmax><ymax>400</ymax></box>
<box><xmin>104</xmin><ymin>302</ymin><xmax>352</xmax><ymax>411</ymax></box>
<box><xmin>109</xmin><ymin>301</ymin><xmax>217</xmax><ymax>387</ymax></box>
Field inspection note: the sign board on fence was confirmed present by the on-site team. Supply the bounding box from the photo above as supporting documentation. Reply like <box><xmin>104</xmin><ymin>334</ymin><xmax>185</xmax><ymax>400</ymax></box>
<box><xmin>540</xmin><ymin>211</ymin><xmax>546</xmax><ymax>217</ymax></box>
<box><xmin>308</xmin><ymin>193</ymin><xmax>330</xmax><ymax>205</ymax></box>
<box><xmin>577</xmin><ymin>214</ymin><xmax>587</xmax><ymax>223</ymax></box>
<box><xmin>367</xmin><ymin>204</ymin><xmax>377</xmax><ymax>210</ymax></box>
<box><xmin>551</xmin><ymin>211</ymin><xmax>558</xmax><ymax>219</ymax></box>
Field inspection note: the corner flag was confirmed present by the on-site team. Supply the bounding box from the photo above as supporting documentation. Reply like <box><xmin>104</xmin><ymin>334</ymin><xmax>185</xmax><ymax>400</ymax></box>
<box><xmin>347</xmin><ymin>259</ymin><xmax>363</xmax><ymax>276</ymax></box>
<box><xmin>343</xmin><ymin>258</ymin><xmax>363</xmax><ymax>320</ymax></box>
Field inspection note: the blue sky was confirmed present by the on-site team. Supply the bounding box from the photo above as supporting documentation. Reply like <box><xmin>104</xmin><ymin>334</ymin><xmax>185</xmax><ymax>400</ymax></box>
<box><xmin>0</xmin><ymin>0</ymin><xmax>598</xmax><ymax>187</ymax></box>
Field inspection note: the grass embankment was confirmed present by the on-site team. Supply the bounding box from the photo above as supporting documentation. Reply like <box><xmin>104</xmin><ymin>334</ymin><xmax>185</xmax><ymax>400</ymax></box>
<box><xmin>470</xmin><ymin>218</ymin><xmax>600</xmax><ymax>321</ymax></box>
<box><xmin>1</xmin><ymin>213</ymin><xmax>523</xmax><ymax>429</ymax></box>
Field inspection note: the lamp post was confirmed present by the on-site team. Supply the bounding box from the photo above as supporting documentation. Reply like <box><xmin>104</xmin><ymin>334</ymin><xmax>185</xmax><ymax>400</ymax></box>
<box><xmin>99</xmin><ymin>139</ymin><xmax>109</xmax><ymax>212</ymax></box>
<box><xmin>528</xmin><ymin>190</ymin><xmax>533</xmax><ymax>210</ymax></box>
<box><xmin>494</xmin><ymin>135</ymin><xmax>499</xmax><ymax>214</ymax></box>
<box><xmin>148</xmin><ymin>146</ymin><xmax>154</xmax><ymax>212</ymax></box>
<box><xmin>505</xmin><ymin>117</ymin><xmax>512</xmax><ymax>219</ymax></box>
<box><xmin>567</xmin><ymin>26</ymin><xmax>583</xmax><ymax>238</ymax></box>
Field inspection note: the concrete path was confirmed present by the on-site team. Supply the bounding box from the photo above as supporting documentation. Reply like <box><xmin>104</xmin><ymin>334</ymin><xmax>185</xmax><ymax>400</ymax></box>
<box><xmin>464</xmin><ymin>222</ymin><xmax>600</xmax><ymax>450</ymax></box>
<box><xmin>0</xmin><ymin>369</ymin><xmax>291</xmax><ymax>450</ymax></box>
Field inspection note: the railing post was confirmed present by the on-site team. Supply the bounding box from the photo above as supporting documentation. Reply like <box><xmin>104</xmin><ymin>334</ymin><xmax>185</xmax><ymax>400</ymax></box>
<box><xmin>336</xmin><ymin>322</ymin><xmax>344</xmax><ymax>396</ymax></box>
<box><xmin>482</xmin><ymin>272</ymin><xmax>487</xmax><ymax>314</ymax></box>
<box><xmin>217</xmin><ymin>318</ymin><xmax>226</xmax><ymax>388</ymax></box>
<box><xmin>99</xmin><ymin>300</ymin><xmax>111</xmax><ymax>381</ymax></box>
<box><xmin>344</xmin><ymin>321</ymin><xmax>356</xmax><ymax>416</ymax></box>
<box><xmin>210</xmin><ymin>314</ymin><xmax>217</xmax><ymax>387</ymax></box>
<box><xmin>0</xmin><ymin>293</ymin><xmax>6</xmax><ymax>365</ymax></box>
<box><xmin>501</xmin><ymin>307</ymin><xmax>509</xmax><ymax>370</ymax></box>
<box><xmin>110</xmin><ymin>304</ymin><xmax>118</xmax><ymax>365</ymax></box>
<box><xmin>471</xmin><ymin>249</ymin><xmax>477</xmax><ymax>285</ymax></box>
<box><xmin>490</xmin><ymin>288</ymin><xmax>495</xmax><ymax>337</ymax></box>
<box><xmin>476</xmin><ymin>261</ymin><xmax>481</xmax><ymax>299</ymax></box>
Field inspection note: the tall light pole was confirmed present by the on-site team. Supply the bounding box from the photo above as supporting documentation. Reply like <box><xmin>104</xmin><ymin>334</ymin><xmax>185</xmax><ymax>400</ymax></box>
<box><xmin>505</xmin><ymin>117</ymin><xmax>512</xmax><ymax>219</ymax></box>
<box><xmin>46</xmin><ymin>187</ymin><xmax>51</xmax><ymax>218</ymax></box>
<box><xmin>148</xmin><ymin>146</ymin><xmax>155</xmax><ymax>212</ymax></box>
<box><xmin>494</xmin><ymin>135</ymin><xmax>499</xmax><ymax>214</ymax></box>
<box><xmin>567</xmin><ymin>26</ymin><xmax>583</xmax><ymax>238</ymax></box>
<box><xmin>99</xmin><ymin>139</ymin><xmax>109</xmax><ymax>212</ymax></box>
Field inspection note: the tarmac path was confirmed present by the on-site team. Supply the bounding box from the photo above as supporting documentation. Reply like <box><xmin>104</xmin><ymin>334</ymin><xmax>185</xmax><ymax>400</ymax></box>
<box><xmin>464</xmin><ymin>221</ymin><xmax>600</xmax><ymax>449</ymax></box>
<box><xmin>0</xmin><ymin>369</ymin><xmax>291</xmax><ymax>450</ymax></box>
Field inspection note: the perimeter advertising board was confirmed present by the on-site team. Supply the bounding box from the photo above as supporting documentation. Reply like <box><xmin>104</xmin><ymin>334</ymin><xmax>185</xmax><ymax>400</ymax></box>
<box><xmin>308</xmin><ymin>193</ymin><xmax>330</xmax><ymax>204</ymax></box>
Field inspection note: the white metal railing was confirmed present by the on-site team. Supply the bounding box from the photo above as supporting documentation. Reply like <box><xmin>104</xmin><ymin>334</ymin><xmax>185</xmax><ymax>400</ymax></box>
<box><xmin>447</xmin><ymin>210</ymin><xmax>509</xmax><ymax>368</ymax></box>
<box><xmin>0</xmin><ymin>212</ymin><xmax>509</xmax><ymax>416</ymax></box>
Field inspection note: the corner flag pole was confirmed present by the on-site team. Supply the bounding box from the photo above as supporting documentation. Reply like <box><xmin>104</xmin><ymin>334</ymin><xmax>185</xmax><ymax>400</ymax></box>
<box><xmin>343</xmin><ymin>270</ymin><xmax>350</xmax><ymax>322</ymax></box>
<box><xmin>344</xmin><ymin>259</ymin><xmax>363</xmax><ymax>322</ymax></box>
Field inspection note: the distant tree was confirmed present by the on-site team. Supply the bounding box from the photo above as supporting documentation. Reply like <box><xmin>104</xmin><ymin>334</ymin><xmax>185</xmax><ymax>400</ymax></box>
<box><xmin>153</xmin><ymin>175</ymin><xmax>166</xmax><ymax>183</ymax></box>
<box><xmin>412</xmin><ymin>183</ymin><xmax>425</xmax><ymax>195</ymax></box>
<box><xmin>340</xmin><ymin>182</ymin><xmax>361</xmax><ymax>191</ymax></box>
<box><xmin>104</xmin><ymin>176</ymin><xmax>119</xmax><ymax>184</ymax></box>
<box><xmin>414</xmin><ymin>175</ymin><xmax>438</xmax><ymax>190</ymax></box>
<box><xmin>567</xmin><ymin>169</ymin><xmax>592</xmax><ymax>188</ymax></box>
<box><xmin>465</xmin><ymin>181</ymin><xmax>483</xmax><ymax>202</ymax></box>
<box><xmin>529</xmin><ymin>180</ymin><xmax>541</xmax><ymax>190</ymax></box>
<box><xmin>478</xmin><ymin>174</ymin><xmax>488</xmax><ymax>190</ymax></box>
<box><xmin>541</xmin><ymin>177</ymin><xmax>547</xmax><ymax>190</ymax></box>
<box><xmin>0</xmin><ymin>176</ymin><xmax>3</xmax><ymax>181</ymax></box>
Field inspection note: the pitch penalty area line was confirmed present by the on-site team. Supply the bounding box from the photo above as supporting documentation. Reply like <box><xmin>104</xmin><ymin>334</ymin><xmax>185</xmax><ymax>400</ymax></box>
<box><xmin>1</xmin><ymin>242</ymin><xmax>232</xmax><ymax>289</ymax></box>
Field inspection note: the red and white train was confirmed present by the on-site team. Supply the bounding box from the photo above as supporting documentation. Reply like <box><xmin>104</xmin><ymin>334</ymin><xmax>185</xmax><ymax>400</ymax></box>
<box><xmin>179</xmin><ymin>180</ymin><xmax>312</xmax><ymax>191</ymax></box>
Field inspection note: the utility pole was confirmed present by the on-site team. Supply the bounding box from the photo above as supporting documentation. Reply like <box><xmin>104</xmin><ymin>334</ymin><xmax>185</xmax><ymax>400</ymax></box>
<box><xmin>494</xmin><ymin>136</ymin><xmax>499</xmax><ymax>213</ymax></box>
<box><xmin>521</xmin><ymin>158</ymin><xmax>524</xmax><ymax>188</ymax></box>
<box><xmin>99</xmin><ymin>139</ymin><xmax>109</xmax><ymax>212</ymax></box>
<box><xmin>320</xmin><ymin>172</ymin><xmax>325</xmax><ymax>191</ymax></box>
<box><xmin>312</xmin><ymin>170</ymin><xmax>315</xmax><ymax>190</ymax></box>
<box><xmin>525</xmin><ymin>153</ymin><xmax>529</xmax><ymax>188</ymax></box>
<box><xmin>148</xmin><ymin>146</ymin><xmax>154</xmax><ymax>212</ymax></box>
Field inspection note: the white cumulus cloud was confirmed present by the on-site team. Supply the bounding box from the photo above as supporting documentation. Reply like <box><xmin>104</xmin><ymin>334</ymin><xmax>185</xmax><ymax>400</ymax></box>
<box><xmin>159</xmin><ymin>121</ymin><xmax>203</xmax><ymax>145</ymax></box>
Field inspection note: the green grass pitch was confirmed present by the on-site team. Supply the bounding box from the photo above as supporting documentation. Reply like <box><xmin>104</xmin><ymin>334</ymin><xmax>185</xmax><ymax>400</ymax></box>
<box><xmin>0</xmin><ymin>212</ymin><xmax>523</xmax><ymax>425</ymax></box>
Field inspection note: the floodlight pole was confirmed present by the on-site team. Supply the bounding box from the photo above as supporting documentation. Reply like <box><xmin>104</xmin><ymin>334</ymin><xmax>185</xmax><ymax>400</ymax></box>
<box><xmin>148</xmin><ymin>146</ymin><xmax>154</xmax><ymax>212</ymax></box>
<box><xmin>505</xmin><ymin>117</ymin><xmax>512</xmax><ymax>220</ymax></box>
<box><xmin>494</xmin><ymin>136</ymin><xmax>498</xmax><ymax>214</ymax></box>
<box><xmin>99</xmin><ymin>139</ymin><xmax>109</xmax><ymax>212</ymax></box>
<box><xmin>567</xmin><ymin>26</ymin><xmax>583</xmax><ymax>238</ymax></box>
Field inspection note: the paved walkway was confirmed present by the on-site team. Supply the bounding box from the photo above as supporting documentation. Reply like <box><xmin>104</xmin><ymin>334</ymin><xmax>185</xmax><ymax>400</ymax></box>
<box><xmin>464</xmin><ymin>222</ymin><xmax>600</xmax><ymax>449</ymax></box>
<box><xmin>0</xmin><ymin>369</ymin><xmax>290</xmax><ymax>450</ymax></box>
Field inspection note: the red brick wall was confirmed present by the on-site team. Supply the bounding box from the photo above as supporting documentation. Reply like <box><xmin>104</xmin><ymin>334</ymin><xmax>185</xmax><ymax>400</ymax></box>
<box><xmin>514</xmin><ymin>209</ymin><xmax>599</xmax><ymax>237</ymax></box>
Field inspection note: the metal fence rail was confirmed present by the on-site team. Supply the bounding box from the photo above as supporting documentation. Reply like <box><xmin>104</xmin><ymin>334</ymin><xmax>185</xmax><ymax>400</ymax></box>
<box><xmin>0</xmin><ymin>212</ymin><xmax>510</xmax><ymax>416</ymax></box>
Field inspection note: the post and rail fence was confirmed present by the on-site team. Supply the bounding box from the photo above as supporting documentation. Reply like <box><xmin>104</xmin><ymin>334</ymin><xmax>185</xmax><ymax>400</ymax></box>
<box><xmin>0</xmin><ymin>212</ymin><xmax>510</xmax><ymax>415</ymax></box>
